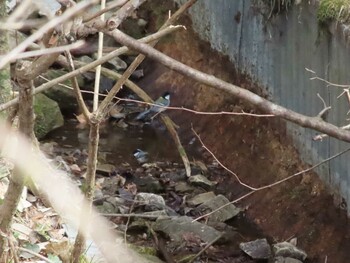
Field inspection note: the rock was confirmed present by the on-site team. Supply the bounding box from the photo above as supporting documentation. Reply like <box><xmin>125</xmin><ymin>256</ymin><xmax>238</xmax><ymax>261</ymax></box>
<box><xmin>134</xmin><ymin>176</ymin><xmax>164</xmax><ymax>193</ymax></box>
<box><xmin>153</xmin><ymin>216</ymin><xmax>222</xmax><ymax>245</ymax></box>
<box><xmin>174</xmin><ymin>181</ymin><xmax>195</xmax><ymax>193</ymax></box>
<box><xmin>195</xmin><ymin>194</ymin><xmax>241</xmax><ymax>222</ymax></box>
<box><xmin>137</xmin><ymin>18</ymin><xmax>148</xmax><ymax>27</ymax></box>
<box><xmin>274</xmin><ymin>257</ymin><xmax>303</xmax><ymax>263</ymax></box>
<box><xmin>97</xmin><ymin>201</ymin><xmax>116</xmax><ymax>213</ymax></box>
<box><xmin>37</xmin><ymin>69</ymin><xmax>82</xmax><ymax>114</ymax></box>
<box><xmin>34</xmin><ymin>94</ymin><xmax>64</xmax><ymax>139</ymax></box>
<box><xmin>273</xmin><ymin>241</ymin><xmax>307</xmax><ymax>261</ymax></box>
<box><xmin>188</xmin><ymin>174</ymin><xmax>215</xmax><ymax>189</ymax></box>
<box><xmin>106</xmin><ymin>56</ymin><xmax>127</xmax><ymax>71</ymax></box>
<box><xmin>96</xmin><ymin>163</ymin><xmax>115</xmax><ymax>175</ymax></box>
<box><xmin>187</xmin><ymin>191</ymin><xmax>216</xmax><ymax>206</ymax></box>
<box><xmin>109</xmin><ymin>105</ymin><xmax>126</xmax><ymax>119</ymax></box>
<box><xmin>239</xmin><ymin>238</ymin><xmax>271</xmax><ymax>260</ymax></box>
<box><xmin>135</xmin><ymin>193</ymin><xmax>166</xmax><ymax>211</ymax></box>
<box><xmin>131</xmin><ymin>69</ymin><xmax>144</xmax><ymax>79</ymax></box>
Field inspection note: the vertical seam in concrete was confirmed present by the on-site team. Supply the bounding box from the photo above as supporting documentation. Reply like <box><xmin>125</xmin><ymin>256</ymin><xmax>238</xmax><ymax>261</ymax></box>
<box><xmin>237</xmin><ymin>0</ymin><xmax>244</xmax><ymax>68</ymax></box>
<box><xmin>326</xmin><ymin>36</ymin><xmax>331</xmax><ymax>180</ymax></box>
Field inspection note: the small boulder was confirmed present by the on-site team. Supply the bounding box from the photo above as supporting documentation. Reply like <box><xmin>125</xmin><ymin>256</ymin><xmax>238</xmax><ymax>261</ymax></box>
<box><xmin>195</xmin><ymin>194</ymin><xmax>241</xmax><ymax>222</ymax></box>
<box><xmin>240</xmin><ymin>238</ymin><xmax>271</xmax><ymax>260</ymax></box>
<box><xmin>34</xmin><ymin>93</ymin><xmax>64</xmax><ymax>139</ymax></box>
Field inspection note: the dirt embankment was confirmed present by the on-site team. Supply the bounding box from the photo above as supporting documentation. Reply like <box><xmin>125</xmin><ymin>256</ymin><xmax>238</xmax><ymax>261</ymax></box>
<box><xmin>136</xmin><ymin>3</ymin><xmax>350</xmax><ymax>262</ymax></box>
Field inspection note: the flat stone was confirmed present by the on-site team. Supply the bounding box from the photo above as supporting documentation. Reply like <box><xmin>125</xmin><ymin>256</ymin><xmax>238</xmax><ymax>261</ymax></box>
<box><xmin>187</xmin><ymin>191</ymin><xmax>216</xmax><ymax>206</ymax></box>
<box><xmin>175</xmin><ymin>181</ymin><xmax>195</xmax><ymax>193</ymax></box>
<box><xmin>195</xmin><ymin>194</ymin><xmax>241</xmax><ymax>222</ymax></box>
<box><xmin>188</xmin><ymin>174</ymin><xmax>215</xmax><ymax>189</ymax></box>
<box><xmin>96</xmin><ymin>163</ymin><xmax>115</xmax><ymax>175</ymax></box>
<box><xmin>153</xmin><ymin>216</ymin><xmax>222</xmax><ymax>245</ymax></box>
<box><xmin>240</xmin><ymin>238</ymin><xmax>271</xmax><ymax>260</ymax></box>
<box><xmin>136</xmin><ymin>193</ymin><xmax>166</xmax><ymax>211</ymax></box>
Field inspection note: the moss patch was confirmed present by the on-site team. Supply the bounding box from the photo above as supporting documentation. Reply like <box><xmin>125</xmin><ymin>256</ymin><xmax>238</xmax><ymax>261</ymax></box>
<box><xmin>318</xmin><ymin>0</ymin><xmax>350</xmax><ymax>24</ymax></box>
<box><xmin>34</xmin><ymin>94</ymin><xmax>64</xmax><ymax>139</ymax></box>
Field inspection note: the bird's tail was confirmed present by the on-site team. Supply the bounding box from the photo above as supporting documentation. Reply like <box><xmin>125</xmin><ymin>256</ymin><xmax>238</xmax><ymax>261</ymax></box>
<box><xmin>135</xmin><ymin>109</ymin><xmax>151</xmax><ymax>120</ymax></box>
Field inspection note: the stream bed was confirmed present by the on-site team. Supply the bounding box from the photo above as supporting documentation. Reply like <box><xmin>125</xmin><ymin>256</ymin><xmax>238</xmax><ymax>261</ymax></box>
<box><xmin>41</xmin><ymin>118</ymin><xmax>308</xmax><ymax>263</ymax></box>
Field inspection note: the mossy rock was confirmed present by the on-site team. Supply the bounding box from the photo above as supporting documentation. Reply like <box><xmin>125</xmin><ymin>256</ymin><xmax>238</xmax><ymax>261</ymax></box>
<box><xmin>318</xmin><ymin>0</ymin><xmax>350</xmax><ymax>24</ymax></box>
<box><xmin>36</xmin><ymin>69</ymin><xmax>82</xmax><ymax>115</ymax></box>
<box><xmin>34</xmin><ymin>93</ymin><xmax>64</xmax><ymax>139</ymax></box>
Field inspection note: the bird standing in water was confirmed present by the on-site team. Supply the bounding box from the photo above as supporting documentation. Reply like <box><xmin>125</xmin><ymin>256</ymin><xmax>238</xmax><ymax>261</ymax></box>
<box><xmin>135</xmin><ymin>92</ymin><xmax>170</xmax><ymax>121</ymax></box>
<box><xmin>133</xmin><ymin>149</ymin><xmax>149</xmax><ymax>164</ymax></box>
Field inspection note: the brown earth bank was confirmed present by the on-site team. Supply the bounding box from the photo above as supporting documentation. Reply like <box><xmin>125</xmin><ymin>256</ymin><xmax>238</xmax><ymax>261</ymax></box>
<box><xmin>135</xmin><ymin>1</ymin><xmax>350</xmax><ymax>262</ymax></box>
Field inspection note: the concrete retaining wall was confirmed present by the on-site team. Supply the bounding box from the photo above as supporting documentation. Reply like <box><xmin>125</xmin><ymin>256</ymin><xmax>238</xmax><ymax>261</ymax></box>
<box><xmin>176</xmin><ymin>0</ymin><xmax>350</xmax><ymax>211</ymax></box>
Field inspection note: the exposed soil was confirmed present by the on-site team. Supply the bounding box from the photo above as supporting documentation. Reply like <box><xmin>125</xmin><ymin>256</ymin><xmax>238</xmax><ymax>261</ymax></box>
<box><xmin>134</xmin><ymin>1</ymin><xmax>350</xmax><ymax>262</ymax></box>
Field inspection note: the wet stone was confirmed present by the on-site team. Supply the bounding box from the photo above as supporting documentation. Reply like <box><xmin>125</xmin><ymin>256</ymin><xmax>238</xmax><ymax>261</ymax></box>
<box><xmin>187</xmin><ymin>191</ymin><xmax>216</xmax><ymax>206</ymax></box>
<box><xmin>153</xmin><ymin>216</ymin><xmax>222</xmax><ymax>245</ymax></box>
<box><xmin>174</xmin><ymin>181</ymin><xmax>195</xmax><ymax>193</ymax></box>
<box><xmin>273</xmin><ymin>242</ymin><xmax>307</xmax><ymax>261</ymax></box>
<box><xmin>195</xmin><ymin>194</ymin><xmax>241</xmax><ymax>222</ymax></box>
<box><xmin>239</xmin><ymin>238</ymin><xmax>271</xmax><ymax>260</ymax></box>
<box><xmin>188</xmin><ymin>174</ymin><xmax>215</xmax><ymax>189</ymax></box>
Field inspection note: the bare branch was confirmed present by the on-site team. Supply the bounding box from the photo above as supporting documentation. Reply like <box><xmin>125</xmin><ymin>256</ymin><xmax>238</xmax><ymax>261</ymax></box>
<box><xmin>106</xmin><ymin>0</ymin><xmax>147</xmax><ymax>30</ymax></box>
<box><xmin>0</xmin><ymin>0</ymin><xmax>98</xmax><ymax>69</ymax></box>
<box><xmin>193</xmin><ymin>128</ymin><xmax>256</xmax><ymax>191</ymax></box>
<box><xmin>0</xmin><ymin>41</ymin><xmax>85</xmax><ymax>61</ymax></box>
<box><xmin>313</xmin><ymin>123</ymin><xmax>350</xmax><ymax>141</ymax></box>
<box><xmin>83</xmin><ymin>0</ymin><xmax>128</xmax><ymax>23</ymax></box>
<box><xmin>111</xmin><ymin>29</ymin><xmax>350</xmax><ymax>143</ymax></box>
<box><xmin>64</xmin><ymin>51</ymin><xmax>91</xmax><ymax>120</ymax></box>
<box><xmin>193</xmin><ymin>134</ymin><xmax>350</xmax><ymax>221</ymax></box>
<box><xmin>114</xmin><ymin>96</ymin><xmax>275</xmax><ymax>117</ymax></box>
<box><xmin>0</xmin><ymin>25</ymin><xmax>182</xmax><ymax>112</ymax></box>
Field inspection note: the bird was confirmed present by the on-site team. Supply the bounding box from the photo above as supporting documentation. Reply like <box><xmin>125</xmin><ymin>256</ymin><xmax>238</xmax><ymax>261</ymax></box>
<box><xmin>133</xmin><ymin>149</ymin><xmax>149</xmax><ymax>164</ymax></box>
<box><xmin>135</xmin><ymin>92</ymin><xmax>170</xmax><ymax>121</ymax></box>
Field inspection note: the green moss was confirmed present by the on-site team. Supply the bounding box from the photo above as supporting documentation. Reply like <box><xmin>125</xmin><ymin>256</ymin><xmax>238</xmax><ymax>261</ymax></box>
<box><xmin>129</xmin><ymin>244</ymin><xmax>157</xmax><ymax>256</ymax></box>
<box><xmin>317</xmin><ymin>0</ymin><xmax>350</xmax><ymax>24</ymax></box>
<box><xmin>34</xmin><ymin>94</ymin><xmax>64</xmax><ymax>139</ymax></box>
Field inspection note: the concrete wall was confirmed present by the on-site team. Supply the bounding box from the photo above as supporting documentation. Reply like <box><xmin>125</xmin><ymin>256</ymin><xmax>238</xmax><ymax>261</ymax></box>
<box><xmin>177</xmin><ymin>0</ymin><xmax>350</xmax><ymax>210</ymax></box>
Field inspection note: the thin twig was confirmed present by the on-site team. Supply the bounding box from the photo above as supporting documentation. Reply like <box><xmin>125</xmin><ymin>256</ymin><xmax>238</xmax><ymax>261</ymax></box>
<box><xmin>114</xmin><ymin>96</ymin><xmax>275</xmax><ymax>117</ymax></box>
<box><xmin>93</xmin><ymin>0</ymin><xmax>106</xmax><ymax>111</ymax></box>
<box><xmin>124</xmin><ymin>198</ymin><xmax>136</xmax><ymax>243</ymax></box>
<box><xmin>192</xmin><ymin>128</ymin><xmax>350</xmax><ymax>221</ymax></box>
<box><xmin>193</xmin><ymin>128</ymin><xmax>256</xmax><ymax>190</ymax></box>
<box><xmin>83</xmin><ymin>0</ymin><xmax>128</xmax><ymax>22</ymax></box>
<box><xmin>313</xmin><ymin>123</ymin><xmax>350</xmax><ymax>141</ymax></box>
<box><xmin>102</xmin><ymin>213</ymin><xmax>171</xmax><ymax>219</ymax></box>
<box><xmin>0</xmin><ymin>0</ymin><xmax>98</xmax><ymax>69</ymax></box>
<box><xmin>64</xmin><ymin>51</ymin><xmax>91</xmax><ymax>120</ymax></box>
<box><xmin>187</xmin><ymin>235</ymin><xmax>222</xmax><ymax>263</ymax></box>
<box><xmin>8</xmin><ymin>237</ymin><xmax>19</xmax><ymax>263</ymax></box>
<box><xmin>18</xmin><ymin>248</ymin><xmax>55</xmax><ymax>263</ymax></box>
<box><xmin>0</xmin><ymin>41</ymin><xmax>85</xmax><ymax>61</ymax></box>
<box><xmin>7</xmin><ymin>0</ymin><xmax>33</xmax><ymax>23</ymax></box>
<box><xmin>111</xmin><ymin>27</ymin><xmax>350</xmax><ymax>143</ymax></box>
<box><xmin>0</xmin><ymin>25</ymin><xmax>182</xmax><ymax>112</ymax></box>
